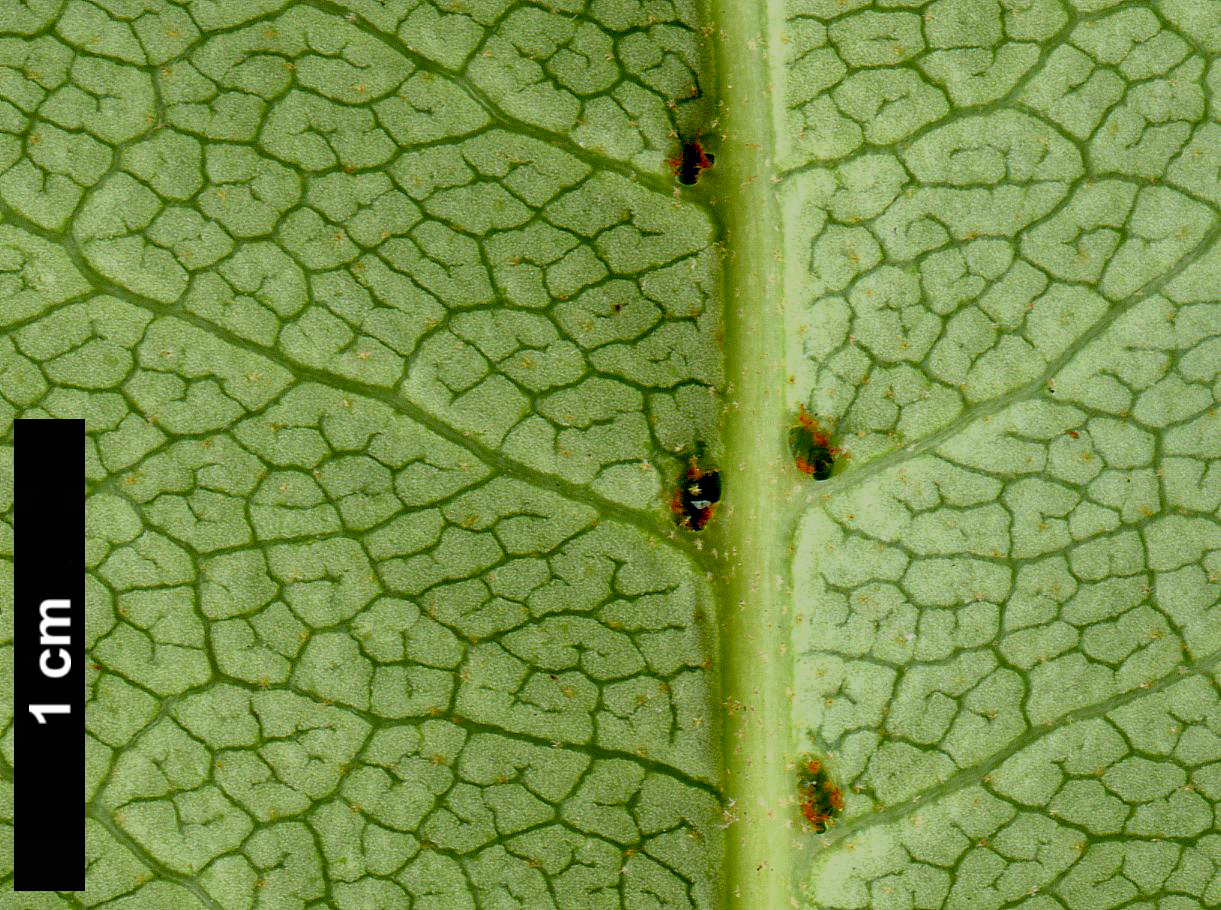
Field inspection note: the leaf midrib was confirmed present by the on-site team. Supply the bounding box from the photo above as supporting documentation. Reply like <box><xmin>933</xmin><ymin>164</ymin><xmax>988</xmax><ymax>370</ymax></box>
<box><xmin>709</xmin><ymin>0</ymin><xmax>794</xmax><ymax>907</ymax></box>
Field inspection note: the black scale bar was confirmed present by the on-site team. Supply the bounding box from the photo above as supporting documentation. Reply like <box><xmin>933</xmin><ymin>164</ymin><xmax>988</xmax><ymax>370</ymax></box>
<box><xmin>14</xmin><ymin>419</ymin><xmax>84</xmax><ymax>891</ymax></box>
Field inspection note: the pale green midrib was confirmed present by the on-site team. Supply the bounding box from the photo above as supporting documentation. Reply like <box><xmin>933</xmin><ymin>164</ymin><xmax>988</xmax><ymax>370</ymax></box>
<box><xmin>710</xmin><ymin>0</ymin><xmax>793</xmax><ymax>907</ymax></box>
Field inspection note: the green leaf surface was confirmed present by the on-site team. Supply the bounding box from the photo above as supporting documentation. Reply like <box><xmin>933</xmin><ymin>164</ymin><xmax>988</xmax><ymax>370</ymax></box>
<box><xmin>0</xmin><ymin>0</ymin><xmax>1215</xmax><ymax>907</ymax></box>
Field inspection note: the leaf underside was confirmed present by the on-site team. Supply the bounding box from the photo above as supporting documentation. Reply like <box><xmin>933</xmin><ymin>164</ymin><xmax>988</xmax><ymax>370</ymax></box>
<box><xmin>0</xmin><ymin>0</ymin><xmax>1213</xmax><ymax>908</ymax></box>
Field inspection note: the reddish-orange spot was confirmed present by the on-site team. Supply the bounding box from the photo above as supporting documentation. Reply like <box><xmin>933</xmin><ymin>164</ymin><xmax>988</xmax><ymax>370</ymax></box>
<box><xmin>791</xmin><ymin>405</ymin><xmax>843</xmax><ymax>479</ymax></box>
<box><xmin>796</xmin><ymin>405</ymin><xmax>836</xmax><ymax>451</ymax></box>
<box><xmin>796</xmin><ymin>752</ymin><xmax>843</xmax><ymax>834</ymax></box>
